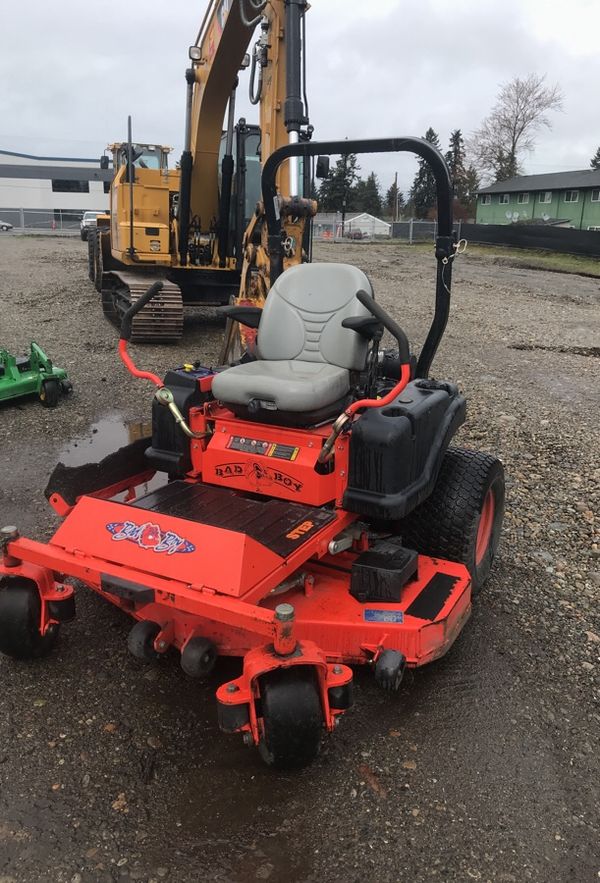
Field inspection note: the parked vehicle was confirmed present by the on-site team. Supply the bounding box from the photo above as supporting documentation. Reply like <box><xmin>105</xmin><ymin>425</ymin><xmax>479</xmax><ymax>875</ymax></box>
<box><xmin>0</xmin><ymin>220</ymin><xmax>14</xmax><ymax>232</ymax></box>
<box><xmin>80</xmin><ymin>211</ymin><xmax>101</xmax><ymax>241</ymax></box>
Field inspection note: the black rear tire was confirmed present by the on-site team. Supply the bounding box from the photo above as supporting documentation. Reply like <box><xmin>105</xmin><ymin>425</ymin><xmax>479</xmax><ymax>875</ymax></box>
<box><xmin>397</xmin><ymin>447</ymin><xmax>505</xmax><ymax>596</ymax></box>
<box><xmin>0</xmin><ymin>579</ymin><xmax>60</xmax><ymax>659</ymax></box>
<box><xmin>258</xmin><ymin>666</ymin><xmax>323</xmax><ymax>770</ymax></box>
<box><xmin>39</xmin><ymin>379</ymin><xmax>60</xmax><ymax>408</ymax></box>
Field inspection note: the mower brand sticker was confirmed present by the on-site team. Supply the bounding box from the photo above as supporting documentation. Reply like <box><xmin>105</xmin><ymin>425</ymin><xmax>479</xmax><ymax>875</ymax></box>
<box><xmin>214</xmin><ymin>461</ymin><xmax>303</xmax><ymax>493</ymax></box>
<box><xmin>363</xmin><ymin>609</ymin><xmax>404</xmax><ymax>624</ymax></box>
<box><xmin>106</xmin><ymin>521</ymin><xmax>195</xmax><ymax>555</ymax></box>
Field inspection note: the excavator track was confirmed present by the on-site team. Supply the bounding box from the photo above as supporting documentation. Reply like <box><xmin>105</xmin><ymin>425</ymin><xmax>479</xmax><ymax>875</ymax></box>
<box><xmin>102</xmin><ymin>272</ymin><xmax>184</xmax><ymax>343</ymax></box>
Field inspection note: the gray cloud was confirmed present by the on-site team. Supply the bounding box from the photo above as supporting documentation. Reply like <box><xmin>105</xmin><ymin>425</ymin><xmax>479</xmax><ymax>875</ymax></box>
<box><xmin>1</xmin><ymin>0</ymin><xmax>597</xmax><ymax>196</ymax></box>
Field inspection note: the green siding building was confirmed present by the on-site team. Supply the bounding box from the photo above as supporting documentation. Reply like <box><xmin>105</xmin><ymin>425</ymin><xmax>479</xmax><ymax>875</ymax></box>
<box><xmin>476</xmin><ymin>169</ymin><xmax>600</xmax><ymax>230</ymax></box>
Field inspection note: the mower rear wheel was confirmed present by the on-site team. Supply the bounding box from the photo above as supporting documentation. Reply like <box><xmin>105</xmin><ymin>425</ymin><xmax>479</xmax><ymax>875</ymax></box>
<box><xmin>39</xmin><ymin>379</ymin><xmax>60</xmax><ymax>408</ymax></box>
<box><xmin>397</xmin><ymin>447</ymin><xmax>505</xmax><ymax>596</ymax></box>
<box><xmin>127</xmin><ymin>620</ymin><xmax>161</xmax><ymax>661</ymax></box>
<box><xmin>0</xmin><ymin>578</ymin><xmax>59</xmax><ymax>660</ymax></box>
<box><xmin>258</xmin><ymin>666</ymin><xmax>323</xmax><ymax>770</ymax></box>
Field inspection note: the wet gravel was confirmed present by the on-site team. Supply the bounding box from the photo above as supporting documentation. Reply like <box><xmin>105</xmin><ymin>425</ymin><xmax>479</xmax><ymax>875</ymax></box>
<box><xmin>0</xmin><ymin>234</ymin><xmax>599</xmax><ymax>883</ymax></box>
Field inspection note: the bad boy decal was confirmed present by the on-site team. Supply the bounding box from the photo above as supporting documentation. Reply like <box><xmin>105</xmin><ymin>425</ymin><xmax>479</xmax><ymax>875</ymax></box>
<box><xmin>106</xmin><ymin>520</ymin><xmax>195</xmax><ymax>555</ymax></box>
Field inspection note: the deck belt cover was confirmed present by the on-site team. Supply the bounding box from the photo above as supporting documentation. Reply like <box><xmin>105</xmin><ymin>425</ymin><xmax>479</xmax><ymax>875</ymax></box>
<box><xmin>132</xmin><ymin>481</ymin><xmax>336</xmax><ymax>558</ymax></box>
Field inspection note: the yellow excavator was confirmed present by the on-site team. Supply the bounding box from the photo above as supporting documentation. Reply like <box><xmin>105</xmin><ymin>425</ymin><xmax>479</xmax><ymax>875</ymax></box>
<box><xmin>89</xmin><ymin>0</ymin><xmax>316</xmax><ymax>344</ymax></box>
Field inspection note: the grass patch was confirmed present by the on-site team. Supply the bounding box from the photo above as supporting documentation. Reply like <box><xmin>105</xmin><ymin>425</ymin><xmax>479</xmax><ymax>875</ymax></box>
<box><xmin>383</xmin><ymin>240</ymin><xmax>600</xmax><ymax>278</ymax></box>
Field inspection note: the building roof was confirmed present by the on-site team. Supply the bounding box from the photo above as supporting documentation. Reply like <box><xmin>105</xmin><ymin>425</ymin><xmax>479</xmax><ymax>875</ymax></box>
<box><xmin>0</xmin><ymin>148</ymin><xmax>101</xmax><ymax>164</ymax></box>
<box><xmin>478</xmin><ymin>169</ymin><xmax>600</xmax><ymax>195</ymax></box>
<box><xmin>314</xmin><ymin>212</ymin><xmax>362</xmax><ymax>224</ymax></box>
<box><xmin>314</xmin><ymin>211</ymin><xmax>389</xmax><ymax>226</ymax></box>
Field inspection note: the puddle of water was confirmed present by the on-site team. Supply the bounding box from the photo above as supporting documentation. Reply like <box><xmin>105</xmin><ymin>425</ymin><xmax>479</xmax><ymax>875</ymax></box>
<box><xmin>58</xmin><ymin>413</ymin><xmax>152</xmax><ymax>466</ymax></box>
<box><xmin>57</xmin><ymin>413</ymin><xmax>166</xmax><ymax>495</ymax></box>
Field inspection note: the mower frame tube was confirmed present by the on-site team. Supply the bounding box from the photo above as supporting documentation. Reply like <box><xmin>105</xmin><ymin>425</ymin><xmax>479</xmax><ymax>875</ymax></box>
<box><xmin>261</xmin><ymin>136</ymin><xmax>454</xmax><ymax>378</ymax></box>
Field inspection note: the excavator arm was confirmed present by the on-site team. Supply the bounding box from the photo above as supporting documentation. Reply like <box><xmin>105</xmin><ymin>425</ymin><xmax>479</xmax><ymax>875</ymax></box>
<box><xmin>179</xmin><ymin>0</ymin><xmax>315</xmax><ymax>275</ymax></box>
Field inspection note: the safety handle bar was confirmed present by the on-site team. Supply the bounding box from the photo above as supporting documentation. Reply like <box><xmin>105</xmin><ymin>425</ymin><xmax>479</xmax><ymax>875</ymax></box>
<box><xmin>120</xmin><ymin>280</ymin><xmax>164</xmax><ymax>342</ymax></box>
<box><xmin>355</xmin><ymin>290</ymin><xmax>410</xmax><ymax>364</ymax></box>
<box><xmin>117</xmin><ymin>281</ymin><xmax>209</xmax><ymax>440</ymax></box>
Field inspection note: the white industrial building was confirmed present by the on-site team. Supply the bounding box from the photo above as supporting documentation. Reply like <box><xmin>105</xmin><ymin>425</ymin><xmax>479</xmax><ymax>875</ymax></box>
<box><xmin>0</xmin><ymin>148</ymin><xmax>110</xmax><ymax>230</ymax></box>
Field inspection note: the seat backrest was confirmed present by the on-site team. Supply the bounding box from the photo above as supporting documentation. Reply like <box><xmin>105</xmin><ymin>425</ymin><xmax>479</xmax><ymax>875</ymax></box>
<box><xmin>256</xmin><ymin>263</ymin><xmax>374</xmax><ymax>370</ymax></box>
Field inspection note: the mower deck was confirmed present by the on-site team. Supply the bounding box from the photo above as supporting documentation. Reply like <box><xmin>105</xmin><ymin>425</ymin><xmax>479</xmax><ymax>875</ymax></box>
<box><xmin>5</xmin><ymin>478</ymin><xmax>471</xmax><ymax>668</ymax></box>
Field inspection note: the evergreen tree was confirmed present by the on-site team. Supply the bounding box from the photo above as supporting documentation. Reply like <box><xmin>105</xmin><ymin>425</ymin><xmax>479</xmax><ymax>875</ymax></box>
<box><xmin>385</xmin><ymin>180</ymin><xmax>405</xmax><ymax>218</ymax></box>
<box><xmin>317</xmin><ymin>153</ymin><xmax>360</xmax><ymax>211</ymax></box>
<box><xmin>353</xmin><ymin>172</ymin><xmax>382</xmax><ymax>216</ymax></box>
<box><xmin>493</xmin><ymin>147</ymin><xmax>518</xmax><ymax>182</ymax></box>
<box><xmin>445</xmin><ymin>129</ymin><xmax>469</xmax><ymax>202</ymax></box>
<box><xmin>590</xmin><ymin>147</ymin><xmax>600</xmax><ymax>170</ymax></box>
<box><xmin>410</xmin><ymin>127</ymin><xmax>441</xmax><ymax>218</ymax></box>
<box><xmin>463</xmin><ymin>165</ymin><xmax>480</xmax><ymax>213</ymax></box>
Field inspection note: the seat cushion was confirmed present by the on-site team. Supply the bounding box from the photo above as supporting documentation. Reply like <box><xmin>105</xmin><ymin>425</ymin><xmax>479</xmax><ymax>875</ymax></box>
<box><xmin>211</xmin><ymin>359</ymin><xmax>350</xmax><ymax>413</ymax></box>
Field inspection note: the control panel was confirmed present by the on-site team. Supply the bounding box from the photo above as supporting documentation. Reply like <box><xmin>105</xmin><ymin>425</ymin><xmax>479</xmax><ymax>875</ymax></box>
<box><xmin>227</xmin><ymin>435</ymin><xmax>299</xmax><ymax>461</ymax></box>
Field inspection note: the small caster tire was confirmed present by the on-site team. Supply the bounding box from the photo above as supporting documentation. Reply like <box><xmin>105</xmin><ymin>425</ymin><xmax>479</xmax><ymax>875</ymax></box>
<box><xmin>375</xmin><ymin>649</ymin><xmax>406</xmax><ymax>691</ymax></box>
<box><xmin>258</xmin><ymin>666</ymin><xmax>323</xmax><ymax>770</ymax></box>
<box><xmin>181</xmin><ymin>636</ymin><xmax>217</xmax><ymax>678</ymax></box>
<box><xmin>127</xmin><ymin>620</ymin><xmax>161</xmax><ymax>661</ymax></box>
<box><xmin>39</xmin><ymin>379</ymin><xmax>60</xmax><ymax>408</ymax></box>
<box><xmin>0</xmin><ymin>579</ymin><xmax>60</xmax><ymax>660</ymax></box>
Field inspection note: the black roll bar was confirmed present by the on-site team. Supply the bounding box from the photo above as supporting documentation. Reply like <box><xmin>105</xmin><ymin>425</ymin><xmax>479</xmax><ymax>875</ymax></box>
<box><xmin>261</xmin><ymin>137</ymin><xmax>455</xmax><ymax>378</ymax></box>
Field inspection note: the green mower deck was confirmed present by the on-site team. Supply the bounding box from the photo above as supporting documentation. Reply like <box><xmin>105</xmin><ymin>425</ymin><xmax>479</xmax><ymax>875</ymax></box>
<box><xmin>0</xmin><ymin>343</ymin><xmax>72</xmax><ymax>407</ymax></box>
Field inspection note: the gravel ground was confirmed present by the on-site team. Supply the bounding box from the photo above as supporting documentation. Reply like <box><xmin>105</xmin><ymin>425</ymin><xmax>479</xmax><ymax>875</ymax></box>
<box><xmin>0</xmin><ymin>235</ymin><xmax>598</xmax><ymax>883</ymax></box>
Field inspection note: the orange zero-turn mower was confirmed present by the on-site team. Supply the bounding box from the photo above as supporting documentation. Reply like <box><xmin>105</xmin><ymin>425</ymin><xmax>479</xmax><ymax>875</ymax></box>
<box><xmin>0</xmin><ymin>138</ymin><xmax>505</xmax><ymax>769</ymax></box>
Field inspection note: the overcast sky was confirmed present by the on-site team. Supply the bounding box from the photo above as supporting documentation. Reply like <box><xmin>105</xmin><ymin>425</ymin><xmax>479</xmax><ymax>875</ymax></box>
<box><xmin>1</xmin><ymin>0</ymin><xmax>599</xmax><ymax>195</ymax></box>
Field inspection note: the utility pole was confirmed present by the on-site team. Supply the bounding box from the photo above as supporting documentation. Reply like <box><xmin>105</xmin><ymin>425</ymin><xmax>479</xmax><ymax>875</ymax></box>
<box><xmin>393</xmin><ymin>171</ymin><xmax>398</xmax><ymax>223</ymax></box>
<box><xmin>341</xmin><ymin>152</ymin><xmax>348</xmax><ymax>238</ymax></box>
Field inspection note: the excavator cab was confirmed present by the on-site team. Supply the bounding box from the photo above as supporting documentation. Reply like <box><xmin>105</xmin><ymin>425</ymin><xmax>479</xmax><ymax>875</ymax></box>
<box><xmin>218</xmin><ymin>123</ymin><xmax>262</xmax><ymax>267</ymax></box>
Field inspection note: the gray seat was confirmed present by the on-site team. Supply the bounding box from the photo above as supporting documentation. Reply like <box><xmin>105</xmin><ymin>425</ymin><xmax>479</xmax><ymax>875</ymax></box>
<box><xmin>212</xmin><ymin>262</ymin><xmax>374</xmax><ymax>415</ymax></box>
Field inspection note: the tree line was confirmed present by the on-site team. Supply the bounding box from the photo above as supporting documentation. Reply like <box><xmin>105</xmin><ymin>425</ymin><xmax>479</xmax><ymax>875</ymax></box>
<box><xmin>316</xmin><ymin>73</ymin><xmax>600</xmax><ymax>221</ymax></box>
<box><xmin>317</xmin><ymin>129</ymin><xmax>479</xmax><ymax>221</ymax></box>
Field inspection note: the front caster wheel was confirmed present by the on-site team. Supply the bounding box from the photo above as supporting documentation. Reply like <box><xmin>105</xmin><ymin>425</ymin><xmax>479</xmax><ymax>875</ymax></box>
<box><xmin>375</xmin><ymin>649</ymin><xmax>407</xmax><ymax>691</ymax></box>
<box><xmin>181</xmin><ymin>636</ymin><xmax>217</xmax><ymax>678</ymax></box>
<box><xmin>258</xmin><ymin>666</ymin><xmax>323</xmax><ymax>770</ymax></box>
<box><xmin>127</xmin><ymin>620</ymin><xmax>161</xmax><ymax>661</ymax></box>
<box><xmin>0</xmin><ymin>579</ymin><xmax>60</xmax><ymax>660</ymax></box>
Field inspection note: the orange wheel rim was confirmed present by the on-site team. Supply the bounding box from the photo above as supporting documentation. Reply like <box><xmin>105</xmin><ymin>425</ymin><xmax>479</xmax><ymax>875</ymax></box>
<box><xmin>475</xmin><ymin>488</ymin><xmax>495</xmax><ymax>566</ymax></box>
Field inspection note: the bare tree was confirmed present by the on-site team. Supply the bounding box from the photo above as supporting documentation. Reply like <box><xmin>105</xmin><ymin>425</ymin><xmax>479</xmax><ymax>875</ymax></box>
<box><xmin>469</xmin><ymin>74</ymin><xmax>563</xmax><ymax>182</ymax></box>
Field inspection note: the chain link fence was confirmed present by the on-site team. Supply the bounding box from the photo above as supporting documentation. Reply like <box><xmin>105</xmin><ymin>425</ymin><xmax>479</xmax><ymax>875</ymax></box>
<box><xmin>0</xmin><ymin>208</ymin><xmax>90</xmax><ymax>233</ymax></box>
<box><xmin>391</xmin><ymin>220</ymin><xmax>464</xmax><ymax>242</ymax></box>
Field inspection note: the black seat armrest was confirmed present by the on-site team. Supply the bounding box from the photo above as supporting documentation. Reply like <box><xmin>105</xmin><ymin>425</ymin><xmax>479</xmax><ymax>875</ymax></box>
<box><xmin>218</xmin><ymin>305</ymin><xmax>262</xmax><ymax>329</ymax></box>
<box><xmin>341</xmin><ymin>315</ymin><xmax>383</xmax><ymax>340</ymax></box>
